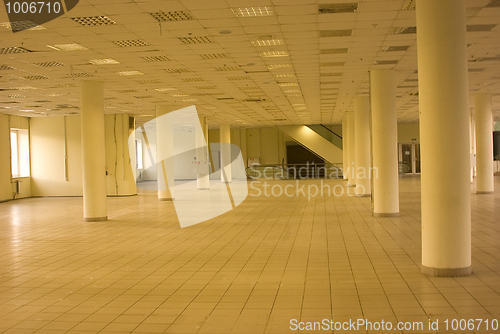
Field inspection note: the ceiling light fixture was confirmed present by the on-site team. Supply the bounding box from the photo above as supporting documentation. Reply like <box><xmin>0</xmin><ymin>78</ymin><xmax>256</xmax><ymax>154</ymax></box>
<box><xmin>47</xmin><ymin>43</ymin><xmax>88</xmax><ymax>51</ymax></box>
<box><xmin>231</xmin><ymin>7</ymin><xmax>274</xmax><ymax>17</ymax></box>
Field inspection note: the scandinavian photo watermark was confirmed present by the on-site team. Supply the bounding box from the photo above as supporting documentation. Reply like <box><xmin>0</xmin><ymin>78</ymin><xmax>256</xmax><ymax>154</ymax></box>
<box><xmin>290</xmin><ymin>318</ymin><xmax>499</xmax><ymax>332</ymax></box>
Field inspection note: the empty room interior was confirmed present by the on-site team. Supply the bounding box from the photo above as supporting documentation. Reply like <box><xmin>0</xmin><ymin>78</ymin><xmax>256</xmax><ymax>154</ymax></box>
<box><xmin>1</xmin><ymin>0</ymin><xmax>500</xmax><ymax>333</ymax></box>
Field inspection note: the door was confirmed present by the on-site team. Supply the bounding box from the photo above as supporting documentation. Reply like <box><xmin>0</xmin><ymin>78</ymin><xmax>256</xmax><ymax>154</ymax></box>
<box><xmin>399</xmin><ymin>143</ymin><xmax>421</xmax><ymax>174</ymax></box>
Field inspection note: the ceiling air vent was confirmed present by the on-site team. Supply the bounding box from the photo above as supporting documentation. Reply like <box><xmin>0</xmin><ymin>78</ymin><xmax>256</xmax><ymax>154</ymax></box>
<box><xmin>71</xmin><ymin>16</ymin><xmax>116</xmax><ymax>26</ymax></box>
<box><xmin>200</xmin><ymin>53</ymin><xmax>230</xmax><ymax>60</ymax></box>
<box><xmin>467</xmin><ymin>24</ymin><xmax>497</xmax><ymax>32</ymax></box>
<box><xmin>142</xmin><ymin>55</ymin><xmax>171</xmax><ymax>62</ymax></box>
<box><xmin>117</xmin><ymin>90</ymin><xmax>138</xmax><ymax>93</ymax></box>
<box><xmin>0</xmin><ymin>47</ymin><xmax>32</xmax><ymax>54</ymax></box>
<box><xmin>182</xmin><ymin>77</ymin><xmax>204</xmax><ymax>82</ymax></box>
<box><xmin>401</xmin><ymin>0</ymin><xmax>416</xmax><ymax>10</ymax></box>
<box><xmin>164</xmin><ymin>68</ymin><xmax>191</xmax><ymax>74</ymax></box>
<box><xmin>67</xmin><ymin>73</ymin><xmax>93</xmax><ymax>78</ymax></box>
<box><xmin>392</xmin><ymin>27</ymin><xmax>416</xmax><ymax>34</ymax></box>
<box><xmin>34</xmin><ymin>61</ymin><xmax>64</xmax><ymax>67</ymax></box>
<box><xmin>0</xmin><ymin>65</ymin><xmax>14</xmax><ymax>70</ymax></box>
<box><xmin>319</xmin><ymin>3</ymin><xmax>358</xmax><ymax>14</ymax></box>
<box><xmin>149</xmin><ymin>11</ymin><xmax>193</xmax><ymax>22</ymax></box>
<box><xmin>134</xmin><ymin>95</ymin><xmax>154</xmax><ymax>99</ymax></box>
<box><xmin>179</xmin><ymin>36</ymin><xmax>214</xmax><ymax>44</ymax></box>
<box><xmin>24</xmin><ymin>75</ymin><xmax>48</xmax><ymax>80</ymax></box>
<box><xmin>243</xmin><ymin>98</ymin><xmax>263</xmax><ymax>102</ymax></box>
<box><xmin>227</xmin><ymin>76</ymin><xmax>250</xmax><ymax>80</ymax></box>
<box><xmin>196</xmin><ymin>86</ymin><xmax>217</xmax><ymax>90</ymax></box>
<box><xmin>137</xmin><ymin>79</ymin><xmax>162</xmax><ymax>84</ymax></box>
<box><xmin>320</xmin><ymin>48</ymin><xmax>348</xmax><ymax>54</ymax></box>
<box><xmin>476</xmin><ymin>56</ymin><xmax>500</xmax><ymax>62</ymax></box>
<box><xmin>52</xmin><ymin>83</ymin><xmax>76</xmax><ymax>88</ymax></box>
<box><xmin>320</xmin><ymin>30</ymin><xmax>352</xmax><ymax>37</ymax></box>
<box><xmin>216</xmin><ymin>97</ymin><xmax>235</xmax><ymax>100</ymax></box>
<box><xmin>113</xmin><ymin>40</ymin><xmax>149</xmax><ymax>47</ymax></box>
<box><xmin>215</xmin><ymin>66</ymin><xmax>240</xmax><ymax>71</ymax></box>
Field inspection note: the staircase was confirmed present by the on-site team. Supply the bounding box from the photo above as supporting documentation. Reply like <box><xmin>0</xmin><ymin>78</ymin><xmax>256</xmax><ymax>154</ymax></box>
<box><xmin>277</xmin><ymin>125</ymin><xmax>343</xmax><ymax>165</ymax></box>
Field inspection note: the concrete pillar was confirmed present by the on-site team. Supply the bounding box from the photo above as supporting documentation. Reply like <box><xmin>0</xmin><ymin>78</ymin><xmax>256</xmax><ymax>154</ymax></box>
<box><xmin>417</xmin><ymin>0</ymin><xmax>471</xmax><ymax>276</ymax></box>
<box><xmin>81</xmin><ymin>80</ymin><xmax>107</xmax><ymax>221</ymax></box>
<box><xmin>475</xmin><ymin>94</ymin><xmax>494</xmax><ymax>193</ymax></box>
<box><xmin>370</xmin><ymin>70</ymin><xmax>399</xmax><ymax>216</ymax></box>
<box><xmin>354</xmin><ymin>96</ymin><xmax>371</xmax><ymax>196</ymax></box>
<box><xmin>196</xmin><ymin>116</ymin><xmax>210</xmax><ymax>189</ymax></box>
<box><xmin>220</xmin><ymin>124</ymin><xmax>231</xmax><ymax>183</ymax></box>
<box><xmin>346</xmin><ymin>111</ymin><xmax>356</xmax><ymax>186</ymax></box>
<box><xmin>156</xmin><ymin>105</ymin><xmax>174</xmax><ymax>201</ymax></box>
<box><xmin>342</xmin><ymin>117</ymin><xmax>348</xmax><ymax>180</ymax></box>
<box><xmin>240</xmin><ymin>128</ymin><xmax>247</xmax><ymax>168</ymax></box>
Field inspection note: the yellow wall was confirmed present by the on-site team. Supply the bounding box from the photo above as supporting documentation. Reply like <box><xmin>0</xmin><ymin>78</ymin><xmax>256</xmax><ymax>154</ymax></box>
<box><xmin>0</xmin><ymin>114</ymin><xmax>12</xmax><ymax>201</ymax></box>
<box><xmin>30</xmin><ymin>116</ymin><xmax>83</xmax><ymax>196</ymax></box>
<box><xmin>30</xmin><ymin>115</ymin><xmax>136</xmax><ymax>197</ymax></box>
<box><xmin>398</xmin><ymin>123</ymin><xmax>420</xmax><ymax>143</ymax></box>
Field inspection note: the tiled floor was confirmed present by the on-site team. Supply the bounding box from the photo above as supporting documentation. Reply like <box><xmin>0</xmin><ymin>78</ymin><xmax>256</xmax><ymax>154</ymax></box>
<box><xmin>0</xmin><ymin>176</ymin><xmax>499</xmax><ymax>334</ymax></box>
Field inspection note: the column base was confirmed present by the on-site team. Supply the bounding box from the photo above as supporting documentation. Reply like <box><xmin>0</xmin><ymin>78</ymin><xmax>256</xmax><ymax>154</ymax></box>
<box><xmin>421</xmin><ymin>265</ymin><xmax>472</xmax><ymax>277</ymax></box>
<box><xmin>159</xmin><ymin>198</ymin><xmax>174</xmax><ymax>201</ymax></box>
<box><xmin>356</xmin><ymin>194</ymin><xmax>371</xmax><ymax>197</ymax></box>
<box><xmin>476</xmin><ymin>190</ymin><xmax>494</xmax><ymax>194</ymax></box>
<box><xmin>84</xmin><ymin>216</ymin><xmax>108</xmax><ymax>222</ymax></box>
<box><xmin>373</xmin><ymin>212</ymin><xmax>399</xmax><ymax>217</ymax></box>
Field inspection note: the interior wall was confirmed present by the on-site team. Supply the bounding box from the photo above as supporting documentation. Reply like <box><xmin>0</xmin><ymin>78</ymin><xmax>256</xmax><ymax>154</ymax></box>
<box><xmin>398</xmin><ymin>123</ymin><xmax>420</xmax><ymax>143</ymax></box>
<box><xmin>31</xmin><ymin>115</ymin><xmax>136</xmax><ymax>197</ymax></box>
<box><xmin>30</xmin><ymin>116</ymin><xmax>83</xmax><ymax>196</ymax></box>
<box><xmin>0</xmin><ymin>114</ymin><xmax>12</xmax><ymax>202</ymax></box>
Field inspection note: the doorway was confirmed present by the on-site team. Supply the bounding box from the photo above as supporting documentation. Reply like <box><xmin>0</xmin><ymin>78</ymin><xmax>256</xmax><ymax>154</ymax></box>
<box><xmin>399</xmin><ymin>143</ymin><xmax>421</xmax><ymax>174</ymax></box>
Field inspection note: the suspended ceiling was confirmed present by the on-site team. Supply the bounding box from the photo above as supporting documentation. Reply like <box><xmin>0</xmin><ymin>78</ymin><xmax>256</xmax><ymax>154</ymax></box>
<box><xmin>1</xmin><ymin>0</ymin><xmax>500</xmax><ymax>127</ymax></box>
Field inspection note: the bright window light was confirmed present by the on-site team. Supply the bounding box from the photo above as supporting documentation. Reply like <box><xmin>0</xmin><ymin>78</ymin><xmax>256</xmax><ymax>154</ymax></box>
<box><xmin>10</xmin><ymin>129</ymin><xmax>30</xmax><ymax>177</ymax></box>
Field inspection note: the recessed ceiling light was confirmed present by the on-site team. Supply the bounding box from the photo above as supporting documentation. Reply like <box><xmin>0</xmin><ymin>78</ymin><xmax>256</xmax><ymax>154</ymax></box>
<box><xmin>179</xmin><ymin>36</ymin><xmax>213</xmax><ymax>44</ymax></box>
<box><xmin>143</xmin><ymin>55</ymin><xmax>172</xmax><ymax>62</ymax></box>
<box><xmin>267</xmin><ymin>64</ymin><xmax>292</xmax><ymax>70</ymax></box>
<box><xmin>231</xmin><ymin>7</ymin><xmax>274</xmax><ymax>17</ymax></box>
<box><xmin>19</xmin><ymin>110</ymin><xmax>34</xmax><ymax>112</ymax></box>
<box><xmin>47</xmin><ymin>43</ymin><xmax>88</xmax><ymax>51</ymax></box>
<box><xmin>155</xmin><ymin>88</ymin><xmax>176</xmax><ymax>92</ymax></box>
<box><xmin>171</xmin><ymin>94</ymin><xmax>189</xmax><ymax>97</ymax></box>
<box><xmin>90</xmin><ymin>58</ymin><xmax>120</xmax><ymax>65</ymax></box>
<box><xmin>251</xmin><ymin>39</ymin><xmax>284</xmax><ymax>47</ymax></box>
<box><xmin>259</xmin><ymin>51</ymin><xmax>289</xmax><ymax>57</ymax></box>
<box><xmin>117</xmin><ymin>71</ymin><xmax>144</xmax><ymax>76</ymax></box>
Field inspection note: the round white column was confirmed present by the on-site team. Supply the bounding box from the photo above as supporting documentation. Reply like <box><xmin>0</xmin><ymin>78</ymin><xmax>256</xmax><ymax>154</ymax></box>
<box><xmin>196</xmin><ymin>116</ymin><xmax>210</xmax><ymax>189</ymax></box>
<box><xmin>417</xmin><ymin>0</ymin><xmax>471</xmax><ymax>276</ymax></box>
<box><xmin>346</xmin><ymin>111</ymin><xmax>356</xmax><ymax>186</ymax></box>
<box><xmin>81</xmin><ymin>80</ymin><xmax>107</xmax><ymax>222</ymax></box>
<box><xmin>156</xmin><ymin>105</ymin><xmax>174</xmax><ymax>201</ymax></box>
<box><xmin>220</xmin><ymin>124</ymin><xmax>231</xmax><ymax>183</ymax></box>
<box><xmin>354</xmin><ymin>96</ymin><xmax>371</xmax><ymax>196</ymax></box>
<box><xmin>342</xmin><ymin>117</ymin><xmax>348</xmax><ymax>180</ymax></box>
<box><xmin>370</xmin><ymin>70</ymin><xmax>399</xmax><ymax>216</ymax></box>
<box><xmin>475</xmin><ymin>94</ymin><xmax>494</xmax><ymax>193</ymax></box>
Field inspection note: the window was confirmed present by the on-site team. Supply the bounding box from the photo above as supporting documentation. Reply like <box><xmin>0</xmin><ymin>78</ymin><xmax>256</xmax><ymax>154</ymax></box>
<box><xmin>10</xmin><ymin>129</ymin><xmax>30</xmax><ymax>177</ymax></box>
<box><xmin>135</xmin><ymin>139</ymin><xmax>143</xmax><ymax>170</ymax></box>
